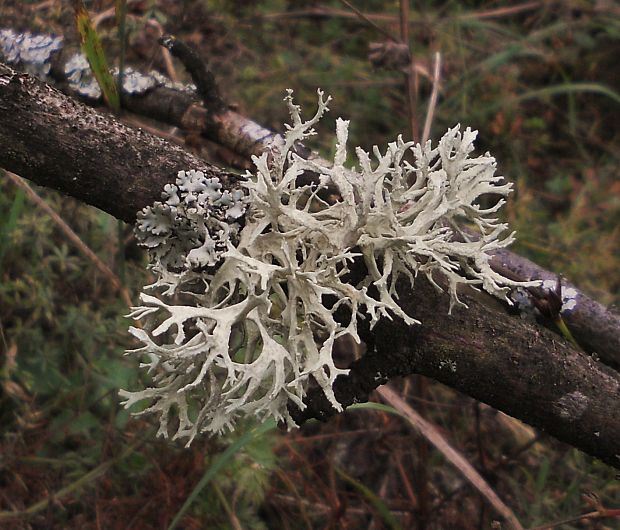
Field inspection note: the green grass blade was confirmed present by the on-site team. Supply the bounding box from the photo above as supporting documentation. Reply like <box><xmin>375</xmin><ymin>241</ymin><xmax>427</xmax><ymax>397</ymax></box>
<box><xmin>555</xmin><ymin>317</ymin><xmax>580</xmax><ymax>348</ymax></box>
<box><xmin>74</xmin><ymin>0</ymin><xmax>120</xmax><ymax>112</ymax></box>
<box><xmin>167</xmin><ymin>419</ymin><xmax>277</xmax><ymax>530</ymax></box>
<box><xmin>335</xmin><ymin>466</ymin><xmax>403</xmax><ymax>530</ymax></box>
<box><xmin>349</xmin><ymin>402</ymin><xmax>399</xmax><ymax>414</ymax></box>
<box><xmin>514</xmin><ymin>82</ymin><xmax>620</xmax><ymax>105</ymax></box>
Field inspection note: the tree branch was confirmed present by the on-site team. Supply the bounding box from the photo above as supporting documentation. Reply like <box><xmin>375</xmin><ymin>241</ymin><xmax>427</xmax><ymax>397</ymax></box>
<box><xmin>1</xmin><ymin>30</ymin><xmax>615</xmax><ymax>367</ymax></box>
<box><xmin>0</xmin><ymin>62</ymin><xmax>240</xmax><ymax>223</ymax></box>
<box><xmin>290</xmin><ymin>276</ymin><xmax>620</xmax><ymax>469</ymax></box>
<box><xmin>1</xmin><ymin>62</ymin><xmax>619</xmax><ymax>469</ymax></box>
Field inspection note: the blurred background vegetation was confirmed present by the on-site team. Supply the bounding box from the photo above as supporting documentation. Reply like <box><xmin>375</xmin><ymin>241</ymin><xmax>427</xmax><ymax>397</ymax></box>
<box><xmin>0</xmin><ymin>0</ymin><xmax>618</xmax><ymax>528</ymax></box>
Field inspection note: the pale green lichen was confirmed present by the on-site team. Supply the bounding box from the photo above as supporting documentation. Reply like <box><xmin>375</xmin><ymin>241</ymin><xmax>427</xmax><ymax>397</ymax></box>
<box><xmin>122</xmin><ymin>90</ymin><xmax>527</xmax><ymax>444</ymax></box>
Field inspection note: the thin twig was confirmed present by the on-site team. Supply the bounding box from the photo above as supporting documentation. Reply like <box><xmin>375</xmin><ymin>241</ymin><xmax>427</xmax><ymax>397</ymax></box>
<box><xmin>263</xmin><ymin>7</ymin><xmax>399</xmax><ymax>24</ymax></box>
<box><xmin>338</xmin><ymin>0</ymin><xmax>398</xmax><ymax>42</ymax></box>
<box><xmin>3</xmin><ymin>170</ymin><xmax>133</xmax><ymax>308</ymax></box>
<box><xmin>377</xmin><ymin>385</ymin><xmax>525</xmax><ymax>530</ymax></box>
<box><xmin>213</xmin><ymin>483</ymin><xmax>243</xmax><ymax>530</ymax></box>
<box><xmin>461</xmin><ymin>2</ymin><xmax>541</xmax><ymax>21</ymax></box>
<box><xmin>399</xmin><ymin>0</ymin><xmax>409</xmax><ymax>45</ymax></box>
<box><xmin>528</xmin><ymin>508</ymin><xmax>620</xmax><ymax>530</ymax></box>
<box><xmin>264</xmin><ymin>3</ymin><xmax>542</xmax><ymax>23</ymax></box>
<box><xmin>274</xmin><ymin>470</ymin><xmax>314</xmax><ymax>530</ymax></box>
<box><xmin>421</xmin><ymin>51</ymin><xmax>441</xmax><ymax>144</ymax></box>
<box><xmin>159</xmin><ymin>34</ymin><xmax>226</xmax><ymax>113</ymax></box>
<box><xmin>145</xmin><ymin>19</ymin><xmax>179</xmax><ymax>82</ymax></box>
<box><xmin>395</xmin><ymin>452</ymin><xmax>418</xmax><ymax>510</ymax></box>
<box><xmin>92</xmin><ymin>0</ymin><xmax>142</xmax><ymax>28</ymax></box>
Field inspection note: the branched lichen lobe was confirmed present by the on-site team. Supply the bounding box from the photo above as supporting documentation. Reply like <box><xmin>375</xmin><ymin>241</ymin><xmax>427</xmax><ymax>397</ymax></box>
<box><xmin>124</xmin><ymin>90</ymin><xmax>531</xmax><ymax>443</ymax></box>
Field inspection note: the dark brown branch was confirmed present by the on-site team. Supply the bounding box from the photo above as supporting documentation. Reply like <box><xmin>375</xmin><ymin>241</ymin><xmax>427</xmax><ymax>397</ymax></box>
<box><xmin>0</xmin><ymin>62</ymin><xmax>240</xmax><ymax>223</ymax></box>
<box><xmin>290</xmin><ymin>275</ymin><xmax>620</xmax><ymax>469</ymax></box>
<box><xmin>116</xmin><ymin>79</ymin><xmax>276</xmax><ymax>161</ymax></box>
<box><xmin>49</xmin><ymin>44</ymin><xmax>278</xmax><ymax>161</ymax></box>
<box><xmin>157</xmin><ymin>34</ymin><xmax>227</xmax><ymax>114</ymax></box>
<box><xmin>490</xmin><ymin>249</ymin><xmax>620</xmax><ymax>368</ymax></box>
<box><xmin>1</xmin><ymin>63</ymin><xmax>619</xmax><ymax>469</ymax></box>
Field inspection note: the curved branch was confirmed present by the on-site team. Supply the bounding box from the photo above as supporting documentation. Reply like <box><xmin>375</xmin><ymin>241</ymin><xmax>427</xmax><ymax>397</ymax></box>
<box><xmin>1</xmin><ymin>63</ymin><xmax>619</xmax><ymax>469</ymax></box>
<box><xmin>490</xmin><ymin>249</ymin><xmax>620</xmax><ymax>368</ymax></box>
<box><xmin>0</xmin><ymin>62</ymin><xmax>240</xmax><ymax>223</ymax></box>
<box><xmin>2</xmin><ymin>29</ymin><xmax>616</xmax><ymax>369</ymax></box>
<box><xmin>290</xmin><ymin>275</ymin><xmax>620</xmax><ymax>469</ymax></box>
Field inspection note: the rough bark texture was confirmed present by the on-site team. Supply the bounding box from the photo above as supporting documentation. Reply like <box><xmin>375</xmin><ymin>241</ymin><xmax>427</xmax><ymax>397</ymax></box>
<box><xmin>291</xmin><ymin>276</ymin><xmax>620</xmax><ymax>469</ymax></box>
<box><xmin>1</xmin><ymin>62</ymin><xmax>619</xmax><ymax>469</ymax></box>
<box><xmin>0</xmin><ymin>62</ymin><xmax>241</xmax><ymax>223</ymax></box>
<box><xmin>6</xmin><ymin>33</ymin><xmax>615</xmax><ymax>369</ymax></box>
<box><xmin>51</xmin><ymin>47</ymin><xmax>278</xmax><ymax>161</ymax></box>
<box><xmin>490</xmin><ymin>249</ymin><xmax>620</xmax><ymax>368</ymax></box>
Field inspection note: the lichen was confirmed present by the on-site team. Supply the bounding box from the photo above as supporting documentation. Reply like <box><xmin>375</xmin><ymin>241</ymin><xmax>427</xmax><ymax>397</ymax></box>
<box><xmin>123</xmin><ymin>90</ymin><xmax>530</xmax><ymax>444</ymax></box>
<box><xmin>0</xmin><ymin>29</ymin><xmax>63</xmax><ymax>79</ymax></box>
<box><xmin>511</xmin><ymin>279</ymin><xmax>578</xmax><ymax>321</ymax></box>
<box><xmin>554</xmin><ymin>390</ymin><xmax>589</xmax><ymax>420</ymax></box>
<box><xmin>64</xmin><ymin>53</ymin><xmax>173</xmax><ymax>99</ymax></box>
<box><xmin>0</xmin><ymin>28</ymin><xmax>197</xmax><ymax>98</ymax></box>
<box><xmin>64</xmin><ymin>53</ymin><xmax>102</xmax><ymax>99</ymax></box>
<box><xmin>541</xmin><ymin>279</ymin><xmax>578</xmax><ymax>313</ymax></box>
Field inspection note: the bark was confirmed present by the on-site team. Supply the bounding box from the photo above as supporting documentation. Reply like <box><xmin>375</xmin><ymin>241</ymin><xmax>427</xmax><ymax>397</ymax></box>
<box><xmin>291</xmin><ymin>276</ymin><xmax>620</xmax><ymax>469</ymax></box>
<box><xmin>1</xmin><ymin>62</ymin><xmax>619</xmax><ymax>469</ymax></box>
<box><xmin>2</xmin><ymin>30</ymin><xmax>618</xmax><ymax>367</ymax></box>
<box><xmin>0</xmin><ymin>62</ymin><xmax>241</xmax><ymax>223</ymax></box>
<box><xmin>490</xmin><ymin>249</ymin><xmax>620</xmax><ymax>368</ymax></box>
<box><xmin>47</xmin><ymin>46</ymin><xmax>277</xmax><ymax>161</ymax></box>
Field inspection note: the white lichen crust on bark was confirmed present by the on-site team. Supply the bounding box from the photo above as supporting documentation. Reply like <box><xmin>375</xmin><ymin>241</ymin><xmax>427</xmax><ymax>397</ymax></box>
<box><xmin>123</xmin><ymin>90</ymin><xmax>530</xmax><ymax>444</ymax></box>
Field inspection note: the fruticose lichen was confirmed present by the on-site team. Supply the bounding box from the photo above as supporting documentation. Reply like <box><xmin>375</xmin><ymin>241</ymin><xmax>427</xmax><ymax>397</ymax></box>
<box><xmin>123</xmin><ymin>90</ymin><xmax>530</xmax><ymax>444</ymax></box>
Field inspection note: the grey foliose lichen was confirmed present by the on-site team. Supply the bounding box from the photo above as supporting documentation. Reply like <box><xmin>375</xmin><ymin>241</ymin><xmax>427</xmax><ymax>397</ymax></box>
<box><xmin>64</xmin><ymin>53</ymin><xmax>102</xmax><ymax>99</ymax></box>
<box><xmin>64</xmin><ymin>53</ymin><xmax>171</xmax><ymax>99</ymax></box>
<box><xmin>510</xmin><ymin>287</ymin><xmax>538</xmax><ymax>321</ymax></box>
<box><xmin>510</xmin><ymin>280</ymin><xmax>578</xmax><ymax>319</ymax></box>
<box><xmin>0</xmin><ymin>28</ymin><xmax>197</xmax><ymax>98</ymax></box>
<box><xmin>0</xmin><ymin>29</ymin><xmax>63</xmax><ymax>79</ymax></box>
<box><xmin>134</xmin><ymin>170</ymin><xmax>247</xmax><ymax>286</ymax></box>
<box><xmin>124</xmin><ymin>90</ymin><xmax>532</xmax><ymax>444</ymax></box>
<box><xmin>541</xmin><ymin>279</ymin><xmax>578</xmax><ymax>313</ymax></box>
